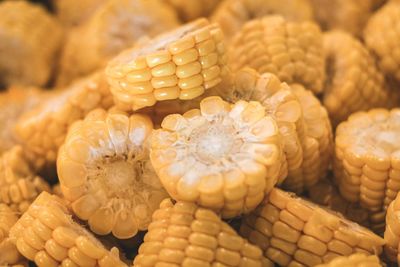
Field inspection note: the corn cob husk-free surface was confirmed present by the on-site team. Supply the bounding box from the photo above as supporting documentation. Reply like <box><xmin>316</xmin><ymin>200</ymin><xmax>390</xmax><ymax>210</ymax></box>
<box><xmin>151</xmin><ymin>96</ymin><xmax>285</xmax><ymax>218</ymax></box>
<box><xmin>133</xmin><ymin>198</ymin><xmax>269</xmax><ymax>267</ymax></box>
<box><xmin>164</xmin><ymin>0</ymin><xmax>221</xmax><ymax>22</ymax></box>
<box><xmin>240</xmin><ymin>188</ymin><xmax>385</xmax><ymax>266</ymax></box>
<box><xmin>0</xmin><ymin>0</ymin><xmax>62</xmax><ymax>87</ymax></box>
<box><xmin>15</xmin><ymin>72</ymin><xmax>113</xmax><ymax>170</ymax></box>
<box><xmin>227</xmin><ymin>16</ymin><xmax>325</xmax><ymax>94</ymax></box>
<box><xmin>384</xmin><ymin>190</ymin><xmax>400</xmax><ymax>263</ymax></box>
<box><xmin>315</xmin><ymin>253</ymin><xmax>381</xmax><ymax>267</ymax></box>
<box><xmin>9</xmin><ymin>192</ymin><xmax>127</xmax><ymax>267</ymax></box>
<box><xmin>106</xmin><ymin>18</ymin><xmax>227</xmax><ymax>111</ymax></box>
<box><xmin>58</xmin><ymin>109</ymin><xmax>168</xmax><ymax>239</ymax></box>
<box><xmin>54</xmin><ymin>0</ymin><xmax>106</xmax><ymax>27</ymax></box>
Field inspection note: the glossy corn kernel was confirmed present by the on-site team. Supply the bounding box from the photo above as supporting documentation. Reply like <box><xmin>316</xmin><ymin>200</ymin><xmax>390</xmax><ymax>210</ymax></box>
<box><xmin>54</xmin><ymin>0</ymin><xmax>106</xmax><ymax>27</ymax></box>
<box><xmin>164</xmin><ymin>0</ymin><xmax>221</xmax><ymax>21</ymax></box>
<box><xmin>323</xmin><ymin>30</ymin><xmax>398</xmax><ymax>126</ymax></box>
<box><xmin>384</xmin><ymin>191</ymin><xmax>400</xmax><ymax>262</ymax></box>
<box><xmin>315</xmin><ymin>253</ymin><xmax>381</xmax><ymax>267</ymax></box>
<box><xmin>334</xmin><ymin>109</ymin><xmax>400</xmax><ymax>216</ymax></box>
<box><xmin>57</xmin><ymin>0</ymin><xmax>179</xmax><ymax>86</ymax></box>
<box><xmin>241</xmin><ymin>188</ymin><xmax>385</xmax><ymax>266</ymax></box>
<box><xmin>15</xmin><ymin>72</ymin><xmax>113</xmax><ymax>170</ymax></box>
<box><xmin>0</xmin><ymin>0</ymin><xmax>62</xmax><ymax>87</ymax></box>
<box><xmin>57</xmin><ymin>109</ymin><xmax>168</xmax><ymax>239</ymax></box>
<box><xmin>0</xmin><ymin>146</ymin><xmax>51</xmax><ymax>213</ymax></box>
<box><xmin>364</xmin><ymin>0</ymin><xmax>400</xmax><ymax>82</ymax></box>
<box><xmin>211</xmin><ymin>0</ymin><xmax>313</xmax><ymax>40</ymax></box>
<box><xmin>133</xmin><ymin>198</ymin><xmax>268</xmax><ymax>267</ymax></box>
<box><xmin>106</xmin><ymin>18</ymin><xmax>227</xmax><ymax>111</ymax></box>
<box><xmin>9</xmin><ymin>192</ymin><xmax>127</xmax><ymax>267</ymax></box>
<box><xmin>227</xmin><ymin>16</ymin><xmax>325</xmax><ymax>94</ymax></box>
<box><xmin>151</xmin><ymin>96</ymin><xmax>284</xmax><ymax>218</ymax></box>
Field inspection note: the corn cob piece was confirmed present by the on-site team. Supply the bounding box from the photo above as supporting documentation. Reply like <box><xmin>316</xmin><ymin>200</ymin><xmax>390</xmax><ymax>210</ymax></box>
<box><xmin>211</xmin><ymin>0</ymin><xmax>313</xmax><ymax>40</ymax></box>
<box><xmin>133</xmin><ymin>198</ymin><xmax>269</xmax><ymax>267</ymax></box>
<box><xmin>57</xmin><ymin>0</ymin><xmax>179</xmax><ymax>86</ymax></box>
<box><xmin>0</xmin><ymin>146</ymin><xmax>51</xmax><ymax>213</ymax></box>
<box><xmin>315</xmin><ymin>253</ymin><xmax>382</xmax><ymax>267</ymax></box>
<box><xmin>58</xmin><ymin>109</ymin><xmax>168</xmax><ymax>239</ymax></box>
<box><xmin>15</xmin><ymin>71</ymin><xmax>113</xmax><ymax>170</ymax></box>
<box><xmin>163</xmin><ymin>0</ymin><xmax>221</xmax><ymax>22</ymax></box>
<box><xmin>364</xmin><ymin>0</ymin><xmax>400</xmax><ymax>82</ymax></box>
<box><xmin>106</xmin><ymin>18</ymin><xmax>227</xmax><ymax>111</ymax></box>
<box><xmin>322</xmin><ymin>30</ymin><xmax>398</xmax><ymax>125</ymax></box>
<box><xmin>0</xmin><ymin>0</ymin><xmax>62</xmax><ymax>87</ymax></box>
<box><xmin>227</xmin><ymin>16</ymin><xmax>325</xmax><ymax>94</ymax></box>
<box><xmin>241</xmin><ymin>188</ymin><xmax>385</xmax><ymax>266</ymax></box>
<box><xmin>334</xmin><ymin>109</ymin><xmax>400</xmax><ymax>217</ymax></box>
<box><xmin>384</xmin><ymin>190</ymin><xmax>400</xmax><ymax>262</ymax></box>
<box><xmin>151</xmin><ymin>96</ymin><xmax>284</xmax><ymax>218</ymax></box>
<box><xmin>9</xmin><ymin>192</ymin><xmax>127</xmax><ymax>267</ymax></box>
<box><xmin>54</xmin><ymin>0</ymin><xmax>107</xmax><ymax>27</ymax></box>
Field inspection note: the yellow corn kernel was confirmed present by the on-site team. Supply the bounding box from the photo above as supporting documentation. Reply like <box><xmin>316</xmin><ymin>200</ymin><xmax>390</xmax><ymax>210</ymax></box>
<box><xmin>315</xmin><ymin>253</ymin><xmax>381</xmax><ymax>267</ymax></box>
<box><xmin>384</xmin><ymin>190</ymin><xmax>400</xmax><ymax>262</ymax></box>
<box><xmin>133</xmin><ymin>199</ymin><xmax>264</xmax><ymax>266</ymax></box>
<box><xmin>241</xmin><ymin>188</ymin><xmax>385</xmax><ymax>266</ymax></box>
<box><xmin>164</xmin><ymin>0</ymin><xmax>221</xmax><ymax>22</ymax></box>
<box><xmin>57</xmin><ymin>109</ymin><xmax>168</xmax><ymax>239</ymax></box>
<box><xmin>56</xmin><ymin>0</ymin><xmax>179</xmax><ymax>86</ymax></box>
<box><xmin>151</xmin><ymin>96</ymin><xmax>284</xmax><ymax>218</ymax></box>
<box><xmin>323</xmin><ymin>30</ymin><xmax>398</xmax><ymax>125</ymax></box>
<box><xmin>106</xmin><ymin>18</ymin><xmax>227</xmax><ymax>111</ymax></box>
<box><xmin>227</xmin><ymin>15</ymin><xmax>325</xmax><ymax>94</ymax></box>
<box><xmin>54</xmin><ymin>0</ymin><xmax>107</xmax><ymax>27</ymax></box>
<box><xmin>0</xmin><ymin>0</ymin><xmax>62</xmax><ymax>87</ymax></box>
<box><xmin>15</xmin><ymin>71</ymin><xmax>113</xmax><ymax>170</ymax></box>
<box><xmin>8</xmin><ymin>192</ymin><xmax>127</xmax><ymax>267</ymax></box>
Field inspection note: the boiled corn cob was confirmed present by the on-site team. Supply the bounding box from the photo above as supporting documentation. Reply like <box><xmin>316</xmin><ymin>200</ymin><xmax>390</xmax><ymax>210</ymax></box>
<box><xmin>0</xmin><ymin>0</ymin><xmax>62</xmax><ymax>87</ymax></box>
<box><xmin>54</xmin><ymin>0</ymin><xmax>107</xmax><ymax>27</ymax></box>
<box><xmin>133</xmin><ymin>198</ymin><xmax>269</xmax><ymax>267</ymax></box>
<box><xmin>9</xmin><ymin>192</ymin><xmax>127</xmax><ymax>267</ymax></box>
<box><xmin>15</xmin><ymin>72</ymin><xmax>113</xmax><ymax>170</ymax></box>
<box><xmin>315</xmin><ymin>253</ymin><xmax>382</xmax><ymax>267</ymax></box>
<box><xmin>106</xmin><ymin>18</ymin><xmax>227</xmax><ymax>111</ymax></box>
<box><xmin>57</xmin><ymin>0</ymin><xmax>180</xmax><ymax>86</ymax></box>
<box><xmin>384</xmin><ymin>191</ymin><xmax>400</xmax><ymax>262</ymax></box>
<box><xmin>150</xmin><ymin>95</ymin><xmax>285</xmax><ymax>218</ymax></box>
<box><xmin>240</xmin><ymin>188</ymin><xmax>385</xmax><ymax>266</ymax></box>
<box><xmin>57</xmin><ymin>109</ymin><xmax>168</xmax><ymax>239</ymax></box>
<box><xmin>227</xmin><ymin>15</ymin><xmax>325</xmax><ymax>94</ymax></box>
<box><xmin>211</xmin><ymin>0</ymin><xmax>313</xmax><ymax>40</ymax></box>
<box><xmin>164</xmin><ymin>0</ymin><xmax>221</xmax><ymax>22</ymax></box>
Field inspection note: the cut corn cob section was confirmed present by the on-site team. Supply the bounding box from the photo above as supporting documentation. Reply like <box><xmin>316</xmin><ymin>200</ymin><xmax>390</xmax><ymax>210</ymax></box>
<box><xmin>322</xmin><ymin>30</ymin><xmax>397</xmax><ymax>125</ymax></box>
<box><xmin>0</xmin><ymin>0</ymin><xmax>62</xmax><ymax>87</ymax></box>
<box><xmin>54</xmin><ymin>0</ymin><xmax>107</xmax><ymax>27</ymax></box>
<box><xmin>9</xmin><ymin>192</ymin><xmax>127</xmax><ymax>267</ymax></box>
<box><xmin>334</xmin><ymin>109</ymin><xmax>400</xmax><ymax>216</ymax></box>
<box><xmin>57</xmin><ymin>0</ymin><xmax>180</xmax><ymax>86</ymax></box>
<box><xmin>240</xmin><ymin>188</ymin><xmax>385</xmax><ymax>266</ymax></box>
<box><xmin>15</xmin><ymin>71</ymin><xmax>113</xmax><ymax>170</ymax></box>
<box><xmin>133</xmin><ymin>198</ymin><xmax>268</xmax><ymax>267</ymax></box>
<box><xmin>163</xmin><ymin>0</ymin><xmax>221</xmax><ymax>22</ymax></box>
<box><xmin>227</xmin><ymin>16</ymin><xmax>325</xmax><ymax>94</ymax></box>
<box><xmin>151</xmin><ymin>95</ymin><xmax>284</xmax><ymax>218</ymax></box>
<box><xmin>211</xmin><ymin>0</ymin><xmax>313</xmax><ymax>40</ymax></box>
<box><xmin>0</xmin><ymin>146</ymin><xmax>51</xmax><ymax>213</ymax></box>
<box><xmin>57</xmin><ymin>109</ymin><xmax>168</xmax><ymax>238</ymax></box>
<box><xmin>364</xmin><ymin>0</ymin><xmax>400</xmax><ymax>82</ymax></box>
<box><xmin>384</xmin><ymin>191</ymin><xmax>400</xmax><ymax>262</ymax></box>
<box><xmin>106</xmin><ymin>18</ymin><xmax>227</xmax><ymax>111</ymax></box>
<box><xmin>315</xmin><ymin>253</ymin><xmax>381</xmax><ymax>267</ymax></box>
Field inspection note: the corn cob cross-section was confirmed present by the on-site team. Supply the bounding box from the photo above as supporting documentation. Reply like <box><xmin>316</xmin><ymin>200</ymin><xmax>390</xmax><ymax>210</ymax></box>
<box><xmin>58</xmin><ymin>109</ymin><xmax>168</xmax><ymax>239</ymax></box>
<box><xmin>151</xmin><ymin>96</ymin><xmax>284</xmax><ymax>218</ymax></box>
<box><xmin>133</xmin><ymin>198</ymin><xmax>269</xmax><ymax>267</ymax></box>
<box><xmin>315</xmin><ymin>253</ymin><xmax>381</xmax><ymax>267</ymax></box>
<box><xmin>106</xmin><ymin>18</ymin><xmax>227</xmax><ymax>111</ymax></box>
<box><xmin>240</xmin><ymin>188</ymin><xmax>385</xmax><ymax>266</ymax></box>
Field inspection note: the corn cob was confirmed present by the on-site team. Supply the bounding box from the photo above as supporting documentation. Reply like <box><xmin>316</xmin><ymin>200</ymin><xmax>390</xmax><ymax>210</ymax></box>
<box><xmin>133</xmin><ymin>198</ymin><xmax>269</xmax><ymax>267</ymax></box>
<box><xmin>211</xmin><ymin>0</ymin><xmax>313</xmax><ymax>40</ymax></box>
<box><xmin>0</xmin><ymin>146</ymin><xmax>51</xmax><ymax>213</ymax></box>
<box><xmin>163</xmin><ymin>0</ymin><xmax>221</xmax><ymax>22</ymax></box>
<box><xmin>0</xmin><ymin>0</ymin><xmax>62</xmax><ymax>87</ymax></box>
<box><xmin>240</xmin><ymin>188</ymin><xmax>385</xmax><ymax>266</ymax></box>
<box><xmin>364</xmin><ymin>0</ymin><xmax>400</xmax><ymax>82</ymax></box>
<box><xmin>227</xmin><ymin>16</ymin><xmax>325</xmax><ymax>94</ymax></box>
<box><xmin>151</xmin><ymin>96</ymin><xmax>284</xmax><ymax>218</ymax></box>
<box><xmin>8</xmin><ymin>192</ymin><xmax>127</xmax><ymax>267</ymax></box>
<box><xmin>54</xmin><ymin>0</ymin><xmax>107</xmax><ymax>27</ymax></box>
<box><xmin>334</xmin><ymin>109</ymin><xmax>400</xmax><ymax>218</ymax></box>
<box><xmin>106</xmin><ymin>18</ymin><xmax>227</xmax><ymax>111</ymax></box>
<box><xmin>315</xmin><ymin>253</ymin><xmax>382</xmax><ymax>267</ymax></box>
<box><xmin>384</xmin><ymin>190</ymin><xmax>400</xmax><ymax>262</ymax></box>
<box><xmin>57</xmin><ymin>0</ymin><xmax>180</xmax><ymax>86</ymax></box>
<box><xmin>58</xmin><ymin>109</ymin><xmax>168</xmax><ymax>239</ymax></box>
<box><xmin>15</xmin><ymin>71</ymin><xmax>113</xmax><ymax>170</ymax></box>
<box><xmin>322</xmin><ymin>30</ymin><xmax>398</xmax><ymax>125</ymax></box>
